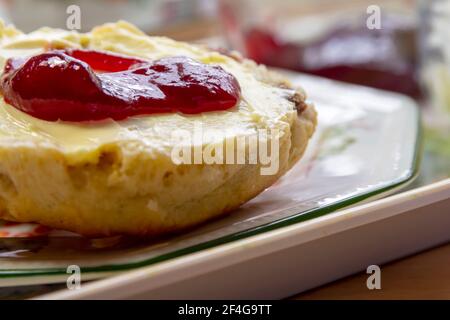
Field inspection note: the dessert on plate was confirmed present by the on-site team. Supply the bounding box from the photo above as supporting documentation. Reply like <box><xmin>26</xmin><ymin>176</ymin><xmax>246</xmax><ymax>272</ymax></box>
<box><xmin>0</xmin><ymin>20</ymin><xmax>316</xmax><ymax>236</ymax></box>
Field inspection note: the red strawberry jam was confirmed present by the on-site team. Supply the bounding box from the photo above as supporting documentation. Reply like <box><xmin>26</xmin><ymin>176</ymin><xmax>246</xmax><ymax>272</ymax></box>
<box><xmin>0</xmin><ymin>49</ymin><xmax>241</xmax><ymax>121</ymax></box>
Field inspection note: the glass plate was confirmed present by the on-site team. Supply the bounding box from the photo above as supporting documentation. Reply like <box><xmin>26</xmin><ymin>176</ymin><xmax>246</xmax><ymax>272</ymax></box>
<box><xmin>0</xmin><ymin>73</ymin><xmax>421</xmax><ymax>286</ymax></box>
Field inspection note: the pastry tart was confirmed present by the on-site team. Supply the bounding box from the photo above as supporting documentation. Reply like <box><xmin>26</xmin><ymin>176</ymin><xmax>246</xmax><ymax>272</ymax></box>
<box><xmin>0</xmin><ymin>21</ymin><xmax>316</xmax><ymax>236</ymax></box>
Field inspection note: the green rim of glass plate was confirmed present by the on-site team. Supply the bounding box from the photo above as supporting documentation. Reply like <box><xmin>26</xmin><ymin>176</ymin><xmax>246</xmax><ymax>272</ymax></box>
<box><xmin>0</xmin><ymin>102</ymin><xmax>423</xmax><ymax>279</ymax></box>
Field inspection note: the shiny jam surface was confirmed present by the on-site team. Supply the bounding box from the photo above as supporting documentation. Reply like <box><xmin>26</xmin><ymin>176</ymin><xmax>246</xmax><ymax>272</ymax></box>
<box><xmin>0</xmin><ymin>50</ymin><xmax>241</xmax><ymax>121</ymax></box>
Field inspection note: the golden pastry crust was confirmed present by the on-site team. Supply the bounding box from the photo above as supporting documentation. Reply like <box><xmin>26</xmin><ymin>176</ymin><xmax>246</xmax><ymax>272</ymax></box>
<box><xmin>0</xmin><ymin>21</ymin><xmax>317</xmax><ymax>236</ymax></box>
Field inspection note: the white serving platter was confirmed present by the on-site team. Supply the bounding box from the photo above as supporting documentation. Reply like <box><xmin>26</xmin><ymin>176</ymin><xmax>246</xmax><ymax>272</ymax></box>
<box><xmin>37</xmin><ymin>178</ymin><xmax>450</xmax><ymax>299</ymax></box>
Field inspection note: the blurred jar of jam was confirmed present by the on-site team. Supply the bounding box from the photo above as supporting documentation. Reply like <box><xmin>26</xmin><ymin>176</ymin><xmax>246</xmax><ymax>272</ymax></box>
<box><xmin>220</xmin><ymin>0</ymin><xmax>422</xmax><ymax>99</ymax></box>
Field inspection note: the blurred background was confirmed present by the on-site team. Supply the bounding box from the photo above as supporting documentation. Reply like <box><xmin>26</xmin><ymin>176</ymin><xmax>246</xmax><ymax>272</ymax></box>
<box><xmin>0</xmin><ymin>0</ymin><xmax>448</xmax><ymax>180</ymax></box>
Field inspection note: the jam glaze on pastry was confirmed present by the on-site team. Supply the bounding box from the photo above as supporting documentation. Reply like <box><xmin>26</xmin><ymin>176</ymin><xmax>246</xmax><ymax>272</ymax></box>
<box><xmin>1</xmin><ymin>50</ymin><xmax>241</xmax><ymax>121</ymax></box>
<box><xmin>0</xmin><ymin>21</ymin><xmax>317</xmax><ymax>236</ymax></box>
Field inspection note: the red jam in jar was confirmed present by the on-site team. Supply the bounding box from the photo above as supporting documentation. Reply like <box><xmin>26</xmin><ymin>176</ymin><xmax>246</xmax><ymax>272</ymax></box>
<box><xmin>0</xmin><ymin>49</ymin><xmax>241</xmax><ymax>121</ymax></box>
<box><xmin>241</xmin><ymin>15</ymin><xmax>421</xmax><ymax>99</ymax></box>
